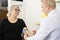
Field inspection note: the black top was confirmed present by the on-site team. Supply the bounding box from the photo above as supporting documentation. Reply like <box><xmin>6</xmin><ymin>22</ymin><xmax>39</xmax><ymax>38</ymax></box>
<box><xmin>0</xmin><ymin>19</ymin><xmax>26</xmax><ymax>40</ymax></box>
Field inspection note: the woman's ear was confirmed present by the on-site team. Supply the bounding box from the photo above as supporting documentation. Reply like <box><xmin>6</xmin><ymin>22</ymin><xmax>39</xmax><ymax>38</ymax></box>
<box><xmin>7</xmin><ymin>13</ymin><xmax>11</xmax><ymax>17</ymax></box>
<box><xmin>7</xmin><ymin>13</ymin><xmax>9</xmax><ymax>17</ymax></box>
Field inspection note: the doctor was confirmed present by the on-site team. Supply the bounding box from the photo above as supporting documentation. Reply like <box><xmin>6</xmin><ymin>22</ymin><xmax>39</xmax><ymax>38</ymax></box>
<box><xmin>24</xmin><ymin>0</ymin><xmax>60</xmax><ymax>40</ymax></box>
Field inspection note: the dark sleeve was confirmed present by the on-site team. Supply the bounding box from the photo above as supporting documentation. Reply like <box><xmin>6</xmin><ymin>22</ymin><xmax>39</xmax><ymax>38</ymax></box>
<box><xmin>0</xmin><ymin>19</ymin><xmax>5</xmax><ymax>40</ymax></box>
<box><xmin>20</xmin><ymin>19</ymin><xmax>26</xmax><ymax>28</ymax></box>
<box><xmin>19</xmin><ymin>19</ymin><xmax>27</xmax><ymax>40</ymax></box>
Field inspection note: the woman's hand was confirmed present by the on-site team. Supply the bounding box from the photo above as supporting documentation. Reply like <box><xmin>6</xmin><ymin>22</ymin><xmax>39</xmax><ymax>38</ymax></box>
<box><xmin>24</xmin><ymin>32</ymin><xmax>28</xmax><ymax>40</ymax></box>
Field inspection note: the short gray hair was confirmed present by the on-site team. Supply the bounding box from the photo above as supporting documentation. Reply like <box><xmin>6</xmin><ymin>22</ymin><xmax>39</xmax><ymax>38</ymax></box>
<box><xmin>7</xmin><ymin>5</ymin><xmax>20</xmax><ymax>17</ymax></box>
<box><xmin>10</xmin><ymin>5</ymin><xmax>20</xmax><ymax>11</ymax></box>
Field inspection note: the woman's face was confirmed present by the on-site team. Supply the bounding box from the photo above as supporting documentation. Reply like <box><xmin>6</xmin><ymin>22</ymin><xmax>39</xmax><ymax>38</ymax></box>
<box><xmin>10</xmin><ymin>6</ymin><xmax>20</xmax><ymax>17</ymax></box>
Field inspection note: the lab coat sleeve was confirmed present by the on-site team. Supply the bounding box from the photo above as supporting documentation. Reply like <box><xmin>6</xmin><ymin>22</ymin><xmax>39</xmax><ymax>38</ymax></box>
<box><xmin>27</xmin><ymin>16</ymin><xmax>56</xmax><ymax>40</ymax></box>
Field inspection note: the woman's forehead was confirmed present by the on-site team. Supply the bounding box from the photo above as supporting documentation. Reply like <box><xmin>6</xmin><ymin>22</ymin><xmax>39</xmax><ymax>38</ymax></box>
<box><xmin>13</xmin><ymin>6</ymin><xmax>19</xmax><ymax>9</ymax></box>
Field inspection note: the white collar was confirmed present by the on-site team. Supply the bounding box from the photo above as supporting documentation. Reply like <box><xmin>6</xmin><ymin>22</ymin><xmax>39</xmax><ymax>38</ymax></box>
<box><xmin>48</xmin><ymin>9</ymin><xmax>56</xmax><ymax>16</ymax></box>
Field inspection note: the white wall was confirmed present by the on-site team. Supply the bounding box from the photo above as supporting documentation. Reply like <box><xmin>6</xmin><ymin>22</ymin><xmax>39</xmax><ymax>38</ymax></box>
<box><xmin>56</xmin><ymin>0</ymin><xmax>60</xmax><ymax>13</ymax></box>
<box><xmin>24</xmin><ymin>0</ymin><xmax>42</xmax><ymax>31</ymax></box>
<box><xmin>56</xmin><ymin>3</ymin><xmax>60</xmax><ymax>12</ymax></box>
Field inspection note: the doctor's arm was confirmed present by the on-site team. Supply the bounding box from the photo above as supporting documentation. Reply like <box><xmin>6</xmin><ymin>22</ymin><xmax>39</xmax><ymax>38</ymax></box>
<box><xmin>24</xmin><ymin>18</ymin><xmax>56</xmax><ymax>40</ymax></box>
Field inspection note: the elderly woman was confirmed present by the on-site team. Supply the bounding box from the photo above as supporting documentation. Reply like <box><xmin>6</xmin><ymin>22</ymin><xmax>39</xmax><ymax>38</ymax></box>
<box><xmin>0</xmin><ymin>5</ymin><xmax>26</xmax><ymax>40</ymax></box>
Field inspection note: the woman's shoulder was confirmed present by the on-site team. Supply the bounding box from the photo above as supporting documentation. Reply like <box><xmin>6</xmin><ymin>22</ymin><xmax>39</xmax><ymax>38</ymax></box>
<box><xmin>1</xmin><ymin>19</ymin><xmax>8</xmax><ymax>22</ymax></box>
<box><xmin>18</xmin><ymin>19</ymin><xmax>24</xmax><ymax>22</ymax></box>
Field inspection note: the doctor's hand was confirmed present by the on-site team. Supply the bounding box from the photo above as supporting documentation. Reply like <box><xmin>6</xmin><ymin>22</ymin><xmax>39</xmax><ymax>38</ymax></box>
<box><xmin>26</xmin><ymin>30</ymin><xmax>36</xmax><ymax>36</ymax></box>
<box><xmin>24</xmin><ymin>30</ymin><xmax>36</xmax><ymax>40</ymax></box>
<box><xmin>31</xmin><ymin>30</ymin><xmax>36</xmax><ymax>35</ymax></box>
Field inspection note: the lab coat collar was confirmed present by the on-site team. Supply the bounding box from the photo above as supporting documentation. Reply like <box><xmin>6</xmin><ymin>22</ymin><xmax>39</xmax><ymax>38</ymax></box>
<box><xmin>48</xmin><ymin>9</ymin><xmax>56</xmax><ymax>16</ymax></box>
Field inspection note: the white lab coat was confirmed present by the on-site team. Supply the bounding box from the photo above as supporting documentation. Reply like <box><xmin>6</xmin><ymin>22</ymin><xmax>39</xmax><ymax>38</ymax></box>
<box><xmin>27</xmin><ymin>9</ymin><xmax>60</xmax><ymax>40</ymax></box>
